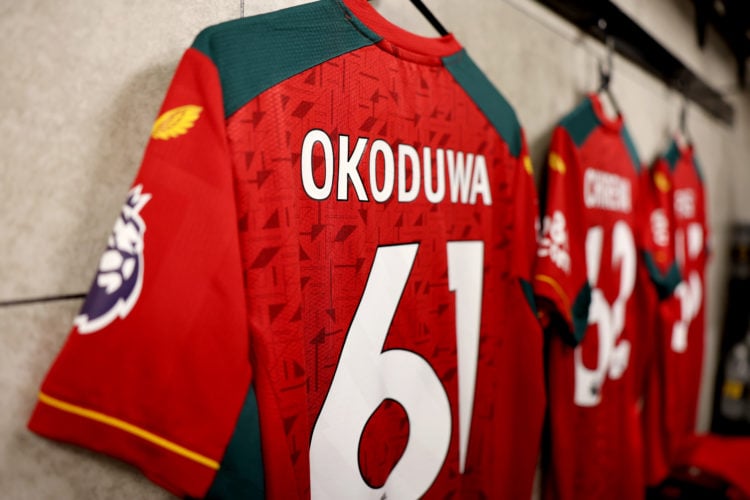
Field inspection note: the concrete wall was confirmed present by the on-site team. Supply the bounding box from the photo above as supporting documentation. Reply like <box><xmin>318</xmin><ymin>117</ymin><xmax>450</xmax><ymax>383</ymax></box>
<box><xmin>1</xmin><ymin>0</ymin><xmax>745</xmax><ymax>498</ymax></box>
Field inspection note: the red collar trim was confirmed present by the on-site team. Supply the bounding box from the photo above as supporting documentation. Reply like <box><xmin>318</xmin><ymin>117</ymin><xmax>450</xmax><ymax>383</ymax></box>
<box><xmin>589</xmin><ymin>93</ymin><xmax>623</xmax><ymax>133</ymax></box>
<box><xmin>341</xmin><ymin>0</ymin><xmax>461</xmax><ymax>58</ymax></box>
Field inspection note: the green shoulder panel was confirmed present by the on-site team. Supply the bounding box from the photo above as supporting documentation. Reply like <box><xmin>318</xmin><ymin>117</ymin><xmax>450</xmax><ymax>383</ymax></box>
<box><xmin>620</xmin><ymin>125</ymin><xmax>641</xmax><ymax>174</ymax></box>
<box><xmin>204</xmin><ymin>386</ymin><xmax>265</xmax><ymax>499</ymax></box>
<box><xmin>571</xmin><ymin>282</ymin><xmax>592</xmax><ymax>345</ymax></box>
<box><xmin>663</xmin><ymin>140</ymin><xmax>705</xmax><ymax>183</ymax></box>
<box><xmin>642</xmin><ymin>251</ymin><xmax>682</xmax><ymax>300</ymax></box>
<box><xmin>559</xmin><ymin>98</ymin><xmax>599</xmax><ymax>148</ymax></box>
<box><xmin>442</xmin><ymin>50</ymin><xmax>522</xmax><ymax>158</ymax></box>
<box><xmin>692</xmin><ymin>152</ymin><xmax>706</xmax><ymax>184</ymax></box>
<box><xmin>192</xmin><ymin>0</ymin><xmax>378</xmax><ymax>118</ymax></box>
<box><xmin>520</xmin><ymin>279</ymin><xmax>538</xmax><ymax>316</ymax></box>
<box><xmin>663</xmin><ymin>140</ymin><xmax>681</xmax><ymax>172</ymax></box>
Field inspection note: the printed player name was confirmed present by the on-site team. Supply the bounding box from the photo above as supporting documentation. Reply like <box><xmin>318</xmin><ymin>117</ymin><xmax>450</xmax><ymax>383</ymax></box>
<box><xmin>583</xmin><ymin>168</ymin><xmax>632</xmax><ymax>213</ymax></box>
<box><xmin>300</xmin><ymin>130</ymin><xmax>492</xmax><ymax>206</ymax></box>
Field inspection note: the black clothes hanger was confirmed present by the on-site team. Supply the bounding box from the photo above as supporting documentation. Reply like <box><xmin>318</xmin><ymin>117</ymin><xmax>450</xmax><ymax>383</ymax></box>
<box><xmin>409</xmin><ymin>0</ymin><xmax>449</xmax><ymax>36</ymax></box>
<box><xmin>597</xmin><ymin>33</ymin><xmax>623</xmax><ymax>117</ymax></box>
<box><xmin>679</xmin><ymin>96</ymin><xmax>693</xmax><ymax>146</ymax></box>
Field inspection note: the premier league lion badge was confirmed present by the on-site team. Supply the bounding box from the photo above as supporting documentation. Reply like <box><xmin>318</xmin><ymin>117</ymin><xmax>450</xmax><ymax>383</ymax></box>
<box><xmin>74</xmin><ymin>185</ymin><xmax>152</xmax><ymax>334</ymax></box>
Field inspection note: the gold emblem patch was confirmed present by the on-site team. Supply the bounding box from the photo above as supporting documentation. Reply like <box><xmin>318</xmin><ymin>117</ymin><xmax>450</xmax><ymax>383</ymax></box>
<box><xmin>523</xmin><ymin>155</ymin><xmax>534</xmax><ymax>175</ymax></box>
<box><xmin>151</xmin><ymin>105</ymin><xmax>203</xmax><ymax>140</ymax></box>
<box><xmin>549</xmin><ymin>152</ymin><xmax>566</xmax><ymax>174</ymax></box>
<box><xmin>654</xmin><ymin>171</ymin><xmax>671</xmax><ymax>193</ymax></box>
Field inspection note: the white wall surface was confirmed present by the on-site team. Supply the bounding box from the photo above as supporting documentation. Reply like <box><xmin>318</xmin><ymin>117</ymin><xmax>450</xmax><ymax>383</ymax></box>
<box><xmin>1</xmin><ymin>0</ymin><xmax>746</xmax><ymax>498</ymax></box>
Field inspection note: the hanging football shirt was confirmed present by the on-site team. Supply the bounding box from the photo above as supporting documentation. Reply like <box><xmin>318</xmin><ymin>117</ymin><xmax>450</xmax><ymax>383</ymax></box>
<box><xmin>27</xmin><ymin>0</ymin><xmax>545</xmax><ymax>498</ymax></box>
<box><xmin>534</xmin><ymin>93</ymin><xmax>649</xmax><ymax>500</ymax></box>
<box><xmin>648</xmin><ymin>140</ymin><xmax>750</xmax><ymax>500</ymax></box>
<box><xmin>661</xmin><ymin>141</ymin><xmax>710</xmax><ymax>447</ymax></box>
<box><xmin>640</xmin><ymin>153</ymin><xmax>682</xmax><ymax>486</ymax></box>
<box><xmin>642</xmin><ymin>140</ymin><xmax>709</xmax><ymax>484</ymax></box>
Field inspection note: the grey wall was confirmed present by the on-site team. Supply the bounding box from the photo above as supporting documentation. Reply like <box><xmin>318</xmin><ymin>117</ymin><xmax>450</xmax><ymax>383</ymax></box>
<box><xmin>1</xmin><ymin>0</ymin><xmax>746</xmax><ymax>498</ymax></box>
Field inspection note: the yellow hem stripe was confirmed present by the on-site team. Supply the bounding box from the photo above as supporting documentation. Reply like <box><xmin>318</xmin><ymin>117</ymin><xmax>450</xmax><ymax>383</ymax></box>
<box><xmin>534</xmin><ymin>274</ymin><xmax>571</xmax><ymax>312</ymax></box>
<box><xmin>38</xmin><ymin>392</ymin><xmax>219</xmax><ymax>471</ymax></box>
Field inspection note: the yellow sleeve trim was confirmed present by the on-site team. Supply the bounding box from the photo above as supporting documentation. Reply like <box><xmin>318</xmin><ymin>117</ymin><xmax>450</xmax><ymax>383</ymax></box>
<box><xmin>38</xmin><ymin>392</ymin><xmax>220</xmax><ymax>471</ymax></box>
<box><xmin>534</xmin><ymin>274</ymin><xmax>570</xmax><ymax>312</ymax></box>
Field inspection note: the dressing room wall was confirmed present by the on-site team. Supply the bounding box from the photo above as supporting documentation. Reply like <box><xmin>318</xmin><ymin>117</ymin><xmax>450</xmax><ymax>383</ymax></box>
<box><xmin>1</xmin><ymin>0</ymin><xmax>747</xmax><ymax>498</ymax></box>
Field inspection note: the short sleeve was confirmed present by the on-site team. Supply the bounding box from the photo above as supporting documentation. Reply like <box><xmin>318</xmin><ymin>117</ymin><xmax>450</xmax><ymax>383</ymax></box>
<box><xmin>28</xmin><ymin>48</ymin><xmax>256</xmax><ymax>498</ymax></box>
<box><xmin>533</xmin><ymin>126</ymin><xmax>588</xmax><ymax>342</ymax></box>
<box><xmin>512</xmin><ymin>130</ymin><xmax>542</xmax><ymax>309</ymax></box>
<box><xmin>640</xmin><ymin>159</ymin><xmax>681</xmax><ymax>299</ymax></box>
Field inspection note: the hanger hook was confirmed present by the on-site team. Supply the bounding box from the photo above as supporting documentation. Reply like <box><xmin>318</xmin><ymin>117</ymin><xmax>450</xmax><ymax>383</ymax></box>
<box><xmin>597</xmin><ymin>18</ymin><xmax>615</xmax><ymax>91</ymax></box>
<box><xmin>679</xmin><ymin>95</ymin><xmax>691</xmax><ymax>144</ymax></box>
<box><xmin>598</xmin><ymin>36</ymin><xmax>615</xmax><ymax>91</ymax></box>
<box><xmin>409</xmin><ymin>0</ymin><xmax>449</xmax><ymax>36</ymax></box>
<box><xmin>680</xmin><ymin>98</ymin><xmax>688</xmax><ymax>129</ymax></box>
<box><xmin>603</xmin><ymin>35</ymin><xmax>615</xmax><ymax>77</ymax></box>
<box><xmin>595</xmin><ymin>22</ymin><xmax>621</xmax><ymax>116</ymax></box>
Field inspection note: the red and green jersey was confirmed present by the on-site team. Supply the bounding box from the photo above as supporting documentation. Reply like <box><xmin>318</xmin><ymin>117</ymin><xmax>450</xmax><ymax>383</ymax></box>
<box><xmin>640</xmin><ymin>153</ymin><xmax>682</xmax><ymax>486</ymax></box>
<box><xmin>28</xmin><ymin>0</ymin><xmax>545</xmax><ymax>498</ymax></box>
<box><xmin>662</xmin><ymin>141</ymin><xmax>709</xmax><ymax>446</ymax></box>
<box><xmin>534</xmin><ymin>94</ymin><xmax>650</xmax><ymax>500</ymax></box>
<box><xmin>642</xmin><ymin>140</ymin><xmax>709</xmax><ymax>484</ymax></box>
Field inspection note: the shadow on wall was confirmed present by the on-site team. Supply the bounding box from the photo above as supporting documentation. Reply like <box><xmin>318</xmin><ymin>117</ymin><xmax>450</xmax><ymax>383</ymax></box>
<box><xmin>528</xmin><ymin>90</ymin><xmax>592</xmax><ymax>193</ymax></box>
<box><xmin>62</xmin><ymin>62</ymin><xmax>178</xmax><ymax>295</ymax></box>
<box><xmin>1</xmin><ymin>63</ymin><xmax>181</xmax><ymax>500</ymax></box>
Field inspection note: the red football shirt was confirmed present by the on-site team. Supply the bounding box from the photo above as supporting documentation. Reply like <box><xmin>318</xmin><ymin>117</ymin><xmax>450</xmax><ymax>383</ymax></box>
<box><xmin>648</xmin><ymin>139</ymin><xmax>750</xmax><ymax>497</ymax></box>
<box><xmin>640</xmin><ymin>153</ymin><xmax>681</xmax><ymax>486</ymax></box>
<box><xmin>28</xmin><ymin>0</ymin><xmax>545</xmax><ymax>498</ymax></box>
<box><xmin>534</xmin><ymin>94</ymin><xmax>648</xmax><ymax>500</ymax></box>
<box><xmin>663</xmin><ymin>141</ymin><xmax>709</xmax><ymax>446</ymax></box>
<box><xmin>642</xmin><ymin>140</ymin><xmax>709</xmax><ymax>484</ymax></box>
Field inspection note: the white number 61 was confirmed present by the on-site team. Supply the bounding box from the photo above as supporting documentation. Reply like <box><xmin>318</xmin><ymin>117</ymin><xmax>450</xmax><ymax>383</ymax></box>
<box><xmin>310</xmin><ymin>241</ymin><xmax>484</xmax><ymax>499</ymax></box>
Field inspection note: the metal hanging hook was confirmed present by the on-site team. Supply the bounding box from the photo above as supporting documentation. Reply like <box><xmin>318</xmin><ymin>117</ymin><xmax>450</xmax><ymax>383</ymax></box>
<box><xmin>679</xmin><ymin>94</ymin><xmax>693</xmax><ymax>145</ymax></box>
<box><xmin>595</xmin><ymin>22</ymin><xmax>622</xmax><ymax>117</ymax></box>
<box><xmin>598</xmin><ymin>33</ymin><xmax>615</xmax><ymax>91</ymax></box>
<box><xmin>409</xmin><ymin>0</ymin><xmax>449</xmax><ymax>36</ymax></box>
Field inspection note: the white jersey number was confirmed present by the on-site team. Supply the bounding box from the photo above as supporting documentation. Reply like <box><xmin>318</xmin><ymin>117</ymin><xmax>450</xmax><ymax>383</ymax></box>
<box><xmin>310</xmin><ymin>242</ymin><xmax>484</xmax><ymax>499</ymax></box>
<box><xmin>574</xmin><ymin>222</ymin><xmax>636</xmax><ymax>407</ymax></box>
<box><xmin>671</xmin><ymin>223</ymin><xmax>704</xmax><ymax>352</ymax></box>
